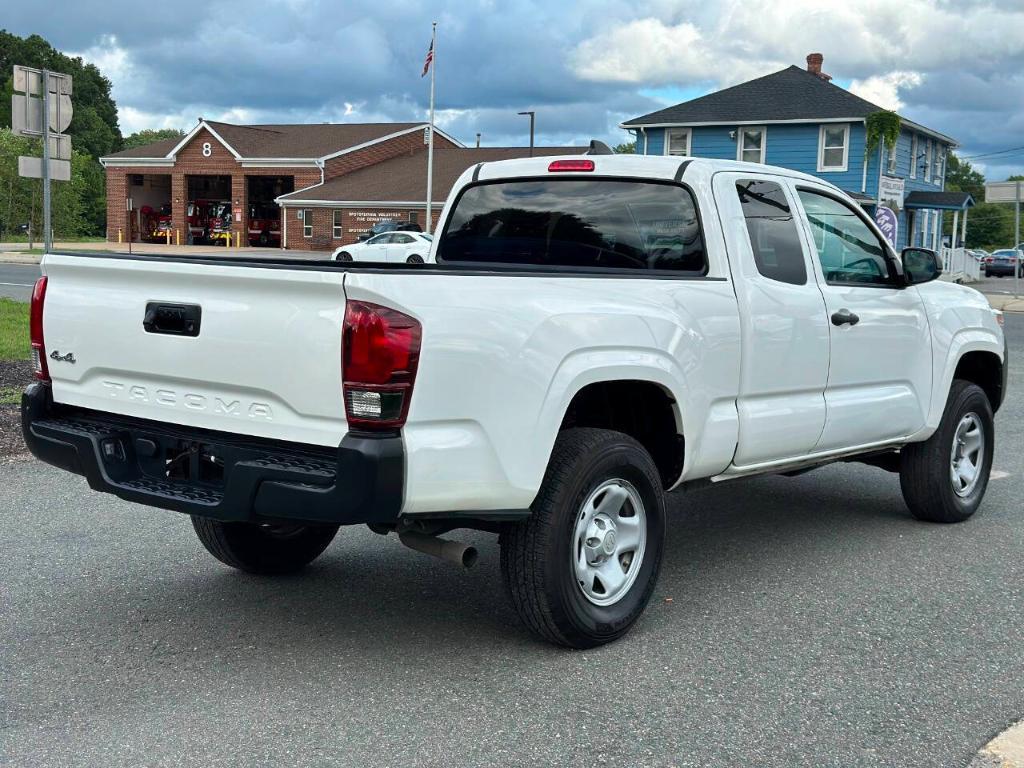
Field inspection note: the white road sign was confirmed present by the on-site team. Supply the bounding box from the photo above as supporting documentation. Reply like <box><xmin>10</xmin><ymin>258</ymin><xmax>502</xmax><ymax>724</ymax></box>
<box><xmin>986</xmin><ymin>181</ymin><xmax>1023</xmax><ymax>203</ymax></box>
<box><xmin>18</xmin><ymin>156</ymin><xmax>71</xmax><ymax>182</ymax></box>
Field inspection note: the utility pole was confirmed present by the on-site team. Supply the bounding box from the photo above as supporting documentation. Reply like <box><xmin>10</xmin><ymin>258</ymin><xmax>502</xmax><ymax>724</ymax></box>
<box><xmin>518</xmin><ymin>111</ymin><xmax>535</xmax><ymax>157</ymax></box>
<box><xmin>41</xmin><ymin>69</ymin><xmax>52</xmax><ymax>253</ymax></box>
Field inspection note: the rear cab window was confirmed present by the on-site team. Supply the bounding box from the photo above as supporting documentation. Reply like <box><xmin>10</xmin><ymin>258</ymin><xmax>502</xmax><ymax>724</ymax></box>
<box><xmin>435</xmin><ymin>179</ymin><xmax>707</xmax><ymax>275</ymax></box>
<box><xmin>734</xmin><ymin>179</ymin><xmax>807</xmax><ymax>285</ymax></box>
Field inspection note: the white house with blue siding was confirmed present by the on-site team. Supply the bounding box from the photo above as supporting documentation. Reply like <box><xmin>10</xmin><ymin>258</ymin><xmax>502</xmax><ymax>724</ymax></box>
<box><xmin>622</xmin><ymin>54</ymin><xmax>973</xmax><ymax>254</ymax></box>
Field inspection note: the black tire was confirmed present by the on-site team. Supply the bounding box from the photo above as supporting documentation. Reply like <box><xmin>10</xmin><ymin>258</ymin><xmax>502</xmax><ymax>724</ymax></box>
<box><xmin>191</xmin><ymin>517</ymin><xmax>339</xmax><ymax>574</ymax></box>
<box><xmin>336</xmin><ymin>251</ymin><xmax>353</xmax><ymax>262</ymax></box>
<box><xmin>900</xmin><ymin>380</ymin><xmax>994</xmax><ymax>523</ymax></box>
<box><xmin>500</xmin><ymin>428</ymin><xmax>666</xmax><ymax>648</ymax></box>
<box><xmin>258</xmin><ymin>231</ymin><xmax>269</xmax><ymax>247</ymax></box>
<box><xmin>406</xmin><ymin>254</ymin><xmax>424</xmax><ymax>264</ymax></box>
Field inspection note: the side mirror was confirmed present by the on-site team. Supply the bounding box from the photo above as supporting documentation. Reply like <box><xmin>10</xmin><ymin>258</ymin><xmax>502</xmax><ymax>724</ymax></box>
<box><xmin>901</xmin><ymin>247</ymin><xmax>941</xmax><ymax>285</ymax></box>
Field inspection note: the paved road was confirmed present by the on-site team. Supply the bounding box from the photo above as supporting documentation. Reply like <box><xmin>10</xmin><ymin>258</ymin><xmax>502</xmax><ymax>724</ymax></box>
<box><xmin>1</xmin><ymin>324</ymin><xmax>1022</xmax><ymax>768</ymax></box>
<box><xmin>0</xmin><ymin>263</ymin><xmax>39</xmax><ymax>302</ymax></box>
<box><xmin>976</xmin><ymin>272</ymin><xmax>1024</xmax><ymax>297</ymax></box>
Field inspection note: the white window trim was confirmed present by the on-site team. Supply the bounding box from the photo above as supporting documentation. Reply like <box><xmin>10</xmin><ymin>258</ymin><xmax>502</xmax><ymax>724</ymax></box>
<box><xmin>817</xmin><ymin>123</ymin><xmax>849</xmax><ymax>172</ymax></box>
<box><xmin>302</xmin><ymin>209</ymin><xmax>313</xmax><ymax>239</ymax></box>
<box><xmin>910</xmin><ymin>134</ymin><xmax>918</xmax><ymax>179</ymax></box>
<box><xmin>924</xmin><ymin>140</ymin><xmax>933</xmax><ymax>182</ymax></box>
<box><xmin>736</xmin><ymin>126</ymin><xmax>767</xmax><ymax>164</ymax></box>
<box><xmin>332</xmin><ymin>209</ymin><xmax>343</xmax><ymax>239</ymax></box>
<box><xmin>663</xmin><ymin>128</ymin><xmax>690</xmax><ymax>157</ymax></box>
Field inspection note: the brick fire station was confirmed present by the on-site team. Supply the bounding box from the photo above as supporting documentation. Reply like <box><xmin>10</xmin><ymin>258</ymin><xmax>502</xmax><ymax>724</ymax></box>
<box><xmin>100</xmin><ymin>120</ymin><xmax>576</xmax><ymax>251</ymax></box>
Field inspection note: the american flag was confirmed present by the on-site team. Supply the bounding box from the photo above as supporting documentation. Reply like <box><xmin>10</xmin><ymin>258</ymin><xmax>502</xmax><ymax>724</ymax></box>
<box><xmin>422</xmin><ymin>40</ymin><xmax>433</xmax><ymax>77</ymax></box>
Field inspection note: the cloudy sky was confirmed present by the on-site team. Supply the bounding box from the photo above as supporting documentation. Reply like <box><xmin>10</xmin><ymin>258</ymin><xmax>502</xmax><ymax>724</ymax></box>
<box><xmin>6</xmin><ymin>0</ymin><xmax>1024</xmax><ymax>179</ymax></box>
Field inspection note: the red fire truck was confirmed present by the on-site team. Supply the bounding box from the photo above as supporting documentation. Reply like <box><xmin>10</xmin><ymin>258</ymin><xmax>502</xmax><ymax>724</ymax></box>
<box><xmin>248</xmin><ymin>204</ymin><xmax>281</xmax><ymax>247</ymax></box>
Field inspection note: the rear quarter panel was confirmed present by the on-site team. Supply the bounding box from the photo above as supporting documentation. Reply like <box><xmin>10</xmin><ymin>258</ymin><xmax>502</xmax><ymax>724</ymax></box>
<box><xmin>344</xmin><ymin>271</ymin><xmax>741</xmax><ymax>514</ymax></box>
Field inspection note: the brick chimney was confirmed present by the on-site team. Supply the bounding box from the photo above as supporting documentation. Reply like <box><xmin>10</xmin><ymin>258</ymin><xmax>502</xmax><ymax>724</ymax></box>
<box><xmin>806</xmin><ymin>53</ymin><xmax>832</xmax><ymax>82</ymax></box>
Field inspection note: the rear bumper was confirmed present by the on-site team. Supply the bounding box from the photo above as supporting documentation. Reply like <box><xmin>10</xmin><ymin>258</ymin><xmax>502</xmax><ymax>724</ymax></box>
<box><xmin>21</xmin><ymin>383</ymin><xmax>404</xmax><ymax>525</ymax></box>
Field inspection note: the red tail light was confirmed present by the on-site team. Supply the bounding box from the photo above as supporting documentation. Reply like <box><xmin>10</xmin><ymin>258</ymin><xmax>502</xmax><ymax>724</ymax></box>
<box><xmin>30</xmin><ymin>276</ymin><xmax>49</xmax><ymax>382</ymax></box>
<box><xmin>548</xmin><ymin>159</ymin><xmax>594</xmax><ymax>172</ymax></box>
<box><xmin>342</xmin><ymin>301</ymin><xmax>421</xmax><ymax>430</ymax></box>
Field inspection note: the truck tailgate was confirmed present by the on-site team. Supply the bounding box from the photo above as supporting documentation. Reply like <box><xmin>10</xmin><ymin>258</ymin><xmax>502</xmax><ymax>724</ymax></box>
<box><xmin>41</xmin><ymin>254</ymin><xmax>348</xmax><ymax>447</ymax></box>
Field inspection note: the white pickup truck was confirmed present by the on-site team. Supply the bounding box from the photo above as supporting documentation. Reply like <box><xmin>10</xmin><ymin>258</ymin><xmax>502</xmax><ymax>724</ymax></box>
<box><xmin>23</xmin><ymin>154</ymin><xmax>1007</xmax><ymax>648</ymax></box>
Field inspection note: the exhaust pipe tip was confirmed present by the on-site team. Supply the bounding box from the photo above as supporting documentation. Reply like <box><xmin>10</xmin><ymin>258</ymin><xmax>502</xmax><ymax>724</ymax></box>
<box><xmin>460</xmin><ymin>545</ymin><xmax>479</xmax><ymax>569</ymax></box>
<box><xmin>399</xmin><ymin>530</ymin><xmax>478</xmax><ymax>569</ymax></box>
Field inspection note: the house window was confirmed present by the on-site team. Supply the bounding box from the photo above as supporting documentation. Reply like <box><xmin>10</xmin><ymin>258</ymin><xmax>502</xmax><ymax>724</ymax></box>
<box><xmin>408</xmin><ymin>211</ymin><xmax>419</xmax><ymax>224</ymax></box>
<box><xmin>817</xmin><ymin>124</ymin><xmax>849</xmax><ymax>172</ymax></box>
<box><xmin>737</xmin><ymin>127</ymin><xmax>766</xmax><ymax>164</ymax></box>
<box><xmin>934</xmin><ymin>145</ymin><xmax>945</xmax><ymax>185</ymax></box>
<box><xmin>924</xmin><ymin>140</ymin><xmax>933</xmax><ymax>182</ymax></box>
<box><xmin>664</xmin><ymin>128</ymin><xmax>690</xmax><ymax>157</ymax></box>
<box><xmin>910</xmin><ymin>134</ymin><xmax>918</xmax><ymax>178</ymax></box>
<box><xmin>332</xmin><ymin>209</ymin><xmax>343</xmax><ymax>239</ymax></box>
<box><xmin>887</xmin><ymin>143</ymin><xmax>897</xmax><ymax>174</ymax></box>
<box><xmin>302</xmin><ymin>209</ymin><xmax>313</xmax><ymax>238</ymax></box>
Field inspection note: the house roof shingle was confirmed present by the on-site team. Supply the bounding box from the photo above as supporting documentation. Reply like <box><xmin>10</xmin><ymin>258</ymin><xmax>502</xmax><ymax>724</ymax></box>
<box><xmin>102</xmin><ymin>121</ymin><xmax>429</xmax><ymax>160</ymax></box>
<box><xmin>624</xmin><ymin>65</ymin><xmax>887</xmax><ymax>126</ymax></box>
<box><xmin>277</xmin><ymin>146</ymin><xmax>582</xmax><ymax>204</ymax></box>
<box><xmin>903</xmin><ymin>191</ymin><xmax>975</xmax><ymax>210</ymax></box>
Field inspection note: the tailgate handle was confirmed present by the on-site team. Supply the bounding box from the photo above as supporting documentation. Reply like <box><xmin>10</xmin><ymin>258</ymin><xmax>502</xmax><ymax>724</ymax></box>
<box><xmin>143</xmin><ymin>303</ymin><xmax>202</xmax><ymax>337</ymax></box>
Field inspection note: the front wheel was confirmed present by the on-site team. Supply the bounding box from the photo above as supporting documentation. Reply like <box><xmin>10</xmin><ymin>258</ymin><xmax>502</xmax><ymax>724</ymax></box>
<box><xmin>406</xmin><ymin>254</ymin><xmax>424</xmax><ymax>264</ymax></box>
<box><xmin>900</xmin><ymin>380</ymin><xmax>994</xmax><ymax>523</ymax></box>
<box><xmin>500</xmin><ymin>428</ymin><xmax>666</xmax><ymax>648</ymax></box>
<box><xmin>336</xmin><ymin>251</ymin><xmax>353</xmax><ymax>262</ymax></box>
<box><xmin>192</xmin><ymin>517</ymin><xmax>339</xmax><ymax>574</ymax></box>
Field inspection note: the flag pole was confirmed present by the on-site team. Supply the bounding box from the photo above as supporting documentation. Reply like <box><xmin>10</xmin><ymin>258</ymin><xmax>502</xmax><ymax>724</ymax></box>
<box><xmin>425</xmin><ymin>21</ymin><xmax>437</xmax><ymax>234</ymax></box>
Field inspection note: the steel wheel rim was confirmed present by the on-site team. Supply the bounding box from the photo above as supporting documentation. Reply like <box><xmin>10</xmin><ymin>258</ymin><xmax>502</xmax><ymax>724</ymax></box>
<box><xmin>950</xmin><ymin>412</ymin><xmax>984</xmax><ymax>498</ymax></box>
<box><xmin>572</xmin><ymin>479</ymin><xmax>647</xmax><ymax>607</ymax></box>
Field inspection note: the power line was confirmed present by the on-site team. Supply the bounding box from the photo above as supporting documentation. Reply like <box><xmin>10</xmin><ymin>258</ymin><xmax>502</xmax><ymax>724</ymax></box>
<box><xmin>960</xmin><ymin>145</ymin><xmax>1024</xmax><ymax>160</ymax></box>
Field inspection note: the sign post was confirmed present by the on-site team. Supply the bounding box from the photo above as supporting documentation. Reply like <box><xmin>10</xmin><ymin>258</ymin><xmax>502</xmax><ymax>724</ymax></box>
<box><xmin>985</xmin><ymin>180</ymin><xmax>1023</xmax><ymax>298</ymax></box>
<box><xmin>11</xmin><ymin>65</ymin><xmax>73</xmax><ymax>254</ymax></box>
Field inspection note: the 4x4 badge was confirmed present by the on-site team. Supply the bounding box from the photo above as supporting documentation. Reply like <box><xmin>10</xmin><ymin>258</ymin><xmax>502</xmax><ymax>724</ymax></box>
<box><xmin>49</xmin><ymin>350</ymin><xmax>76</xmax><ymax>364</ymax></box>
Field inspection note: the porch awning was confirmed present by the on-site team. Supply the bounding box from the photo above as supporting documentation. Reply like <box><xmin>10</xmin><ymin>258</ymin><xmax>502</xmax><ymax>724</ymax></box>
<box><xmin>903</xmin><ymin>191</ymin><xmax>975</xmax><ymax>211</ymax></box>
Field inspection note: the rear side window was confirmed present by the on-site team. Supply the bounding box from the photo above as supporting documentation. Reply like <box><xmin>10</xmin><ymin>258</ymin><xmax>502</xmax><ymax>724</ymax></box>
<box><xmin>735</xmin><ymin>180</ymin><xmax>806</xmax><ymax>285</ymax></box>
<box><xmin>436</xmin><ymin>179</ymin><xmax>706</xmax><ymax>274</ymax></box>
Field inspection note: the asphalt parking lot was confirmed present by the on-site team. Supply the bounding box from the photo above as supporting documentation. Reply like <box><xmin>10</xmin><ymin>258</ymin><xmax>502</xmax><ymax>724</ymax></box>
<box><xmin>1</xmin><ymin>311</ymin><xmax>1022</xmax><ymax>768</ymax></box>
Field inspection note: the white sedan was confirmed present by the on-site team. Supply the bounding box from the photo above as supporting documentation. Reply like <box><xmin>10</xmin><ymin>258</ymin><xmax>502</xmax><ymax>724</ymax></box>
<box><xmin>332</xmin><ymin>232</ymin><xmax>433</xmax><ymax>263</ymax></box>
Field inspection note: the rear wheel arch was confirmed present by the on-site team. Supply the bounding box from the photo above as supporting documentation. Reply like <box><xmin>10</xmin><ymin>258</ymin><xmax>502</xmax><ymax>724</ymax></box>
<box><xmin>558</xmin><ymin>379</ymin><xmax>684</xmax><ymax>489</ymax></box>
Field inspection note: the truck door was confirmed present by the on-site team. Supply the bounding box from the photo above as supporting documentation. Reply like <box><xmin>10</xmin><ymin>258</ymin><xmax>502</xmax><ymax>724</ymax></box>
<box><xmin>713</xmin><ymin>172</ymin><xmax>830</xmax><ymax>466</ymax></box>
<box><xmin>791</xmin><ymin>183</ymin><xmax>931</xmax><ymax>451</ymax></box>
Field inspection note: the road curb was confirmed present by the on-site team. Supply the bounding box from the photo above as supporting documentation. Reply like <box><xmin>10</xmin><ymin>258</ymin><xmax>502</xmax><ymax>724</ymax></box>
<box><xmin>985</xmin><ymin>294</ymin><xmax>1024</xmax><ymax>313</ymax></box>
<box><xmin>970</xmin><ymin>719</ymin><xmax>1024</xmax><ymax>767</ymax></box>
<box><xmin>0</xmin><ymin>253</ymin><xmax>42</xmax><ymax>265</ymax></box>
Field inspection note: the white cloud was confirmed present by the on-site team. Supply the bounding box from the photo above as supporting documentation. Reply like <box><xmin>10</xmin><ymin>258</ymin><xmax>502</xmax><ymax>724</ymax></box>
<box><xmin>849</xmin><ymin>71</ymin><xmax>923</xmax><ymax>111</ymax></box>
<box><xmin>570</xmin><ymin>0</ymin><xmax>1024</xmax><ymax>88</ymax></box>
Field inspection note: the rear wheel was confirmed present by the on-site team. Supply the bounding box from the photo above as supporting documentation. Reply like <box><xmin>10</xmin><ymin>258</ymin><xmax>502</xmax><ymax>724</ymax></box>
<box><xmin>500</xmin><ymin>428</ymin><xmax>666</xmax><ymax>648</ymax></box>
<box><xmin>900</xmin><ymin>380</ymin><xmax>994</xmax><ymax>523</ymax></box>
<box><xmin>191</xmin><ymin>517</ymin><xmax>339</xmax><ymax>574</ymax></box>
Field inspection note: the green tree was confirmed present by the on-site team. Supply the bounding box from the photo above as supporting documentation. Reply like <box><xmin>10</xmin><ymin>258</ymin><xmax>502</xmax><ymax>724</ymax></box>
<box><xmin>122</xmin><ymin>128</ymin><xmax>185</xmax><ymax>151</ymax></box>
<box><xmin>613</xmin><ymin>141</ymin><xmax>636</xmax><ymax>154</ymax></box>
<box><xmin>945</xmin><ymin>152</ymin><xmax>985</xmax><ymax>201</ymax></box>
<box><xmin>0</xmin><ymin>128</ymin><xmax>99</xmax><ymax>240</ymax></box>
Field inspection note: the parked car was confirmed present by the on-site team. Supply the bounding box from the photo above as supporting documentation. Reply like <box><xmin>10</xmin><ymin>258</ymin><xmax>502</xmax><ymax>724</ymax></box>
<box><xmin>984</xmin><ymin>249</ymin><xmax>1022</xmax><ymax>277</ymax></box>
<box><xmin>333</xmin><ymin>231</ymin><xmax>433</xmax><ymax>263</ymax></box>
<box><xmin>356</xmin><ymin>220</ymin><xmax>423</xmax><ymax>242</ymax></box>
<box><xmin>22</xmin><ymin>155</ymin><xmax>1007</xmax><ymax>649</ymax></box>
<box><xmin>967</xmin><ymin>249</ymin><xmax>990</xmax><ymax>262</ymax></box>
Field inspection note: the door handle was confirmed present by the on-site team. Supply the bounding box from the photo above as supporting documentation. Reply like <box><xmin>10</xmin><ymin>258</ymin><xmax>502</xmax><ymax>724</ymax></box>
<box><xmin>831</xmin><ymin>309</ymin><xmax>860</xmax><ymax>327</ymax></box>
